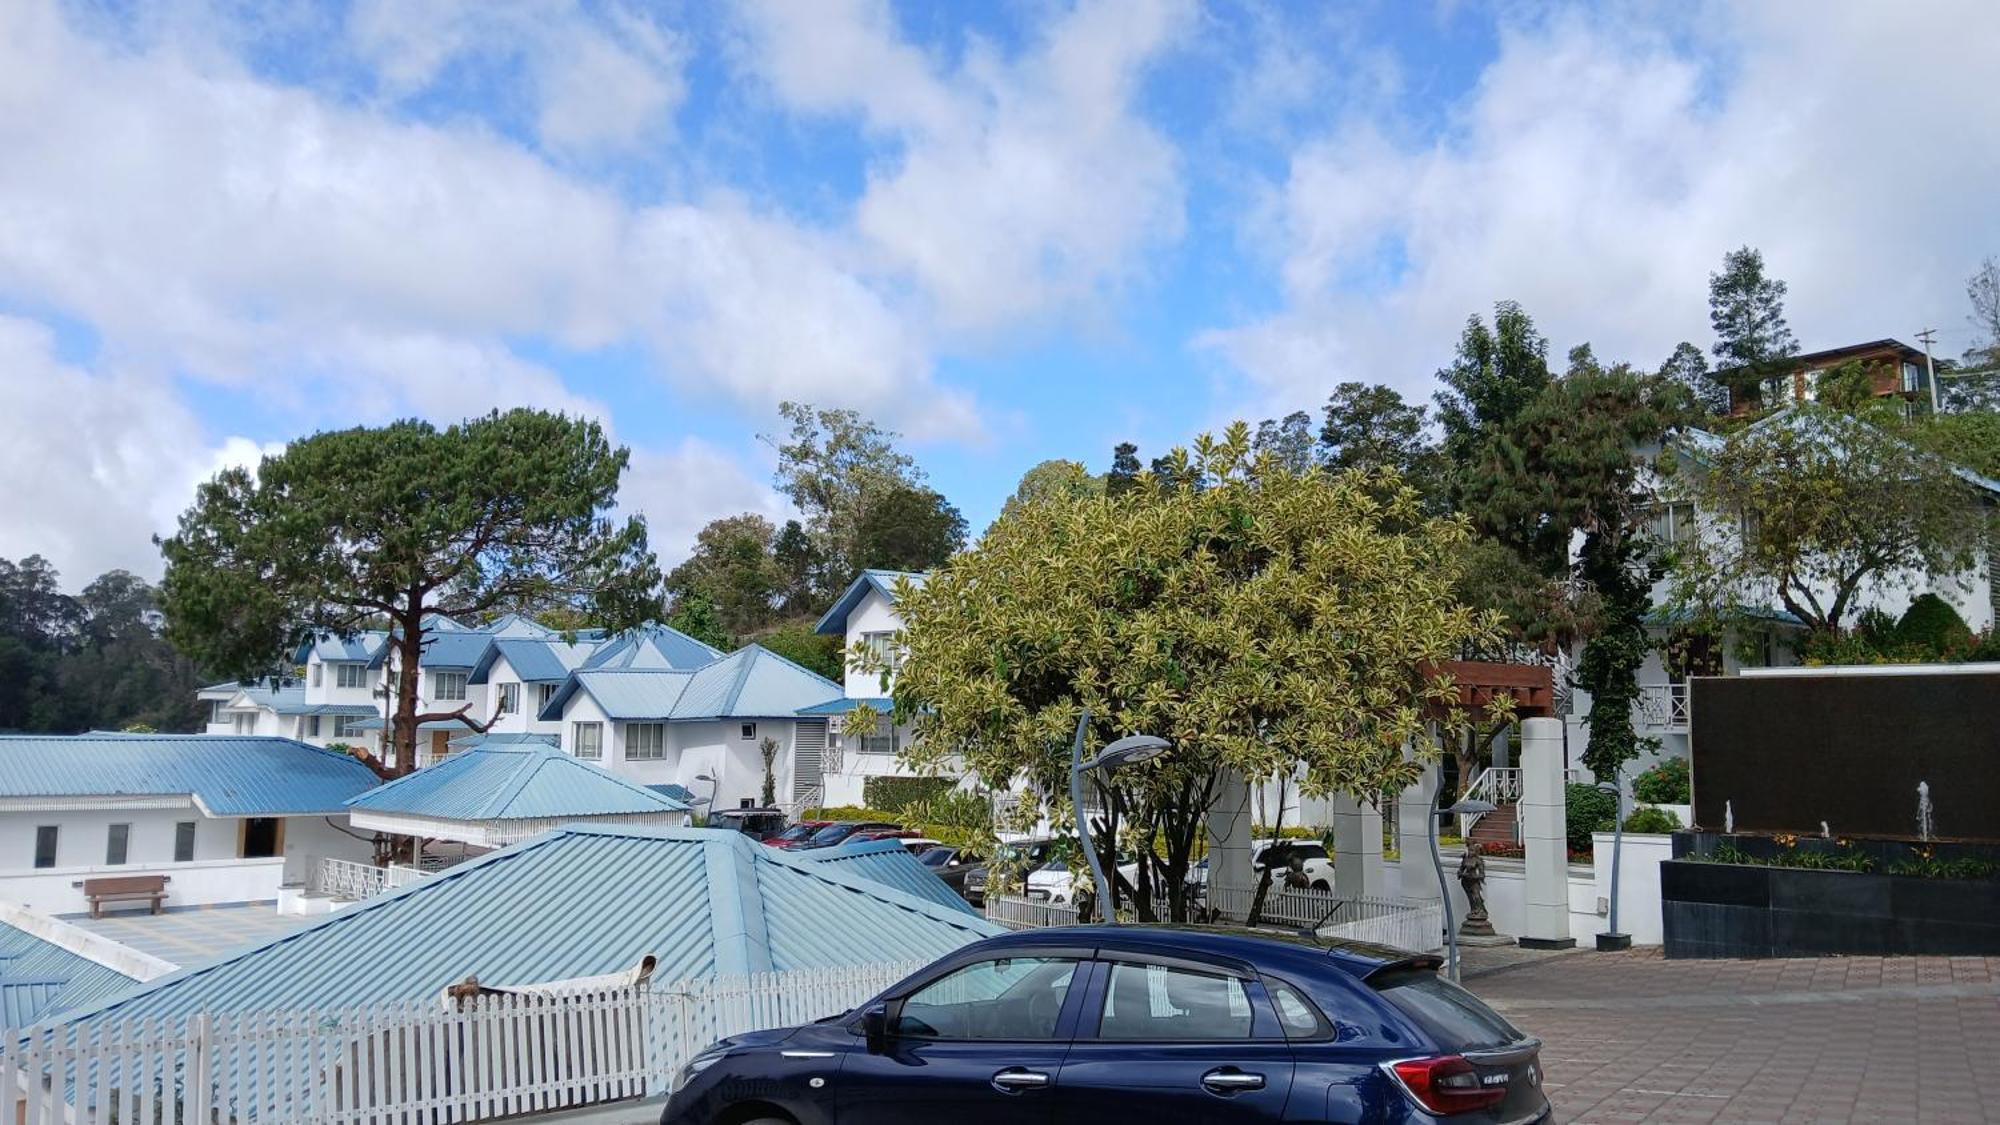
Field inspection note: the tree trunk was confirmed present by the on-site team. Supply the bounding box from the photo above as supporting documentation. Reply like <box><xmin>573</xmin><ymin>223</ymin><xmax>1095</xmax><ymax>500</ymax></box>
<box><xmin>389</xmin><ymin>610</ymin><xmax>425</xmax><ymax>777</ymax></box>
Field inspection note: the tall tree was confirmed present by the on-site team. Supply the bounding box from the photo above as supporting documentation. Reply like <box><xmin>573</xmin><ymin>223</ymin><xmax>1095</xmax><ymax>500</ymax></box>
<box><xmin>1967</xmin><ymin>256</ymin><xmax>2000</xmax><ymax>368</ymax></box>
<box><xmin>160</xmin><ymin>409</ymin><xmax>661</xmax><ymax>775</ymax></box>
<box><xmin>1708</xmin><ymin>245</ymin><xmax>1799</xmax><ymax>409</ymax></box>
<box><xmin>665</xmin><ymin>514</ymin><xmax>783</xmax><ymax>636</ymax></box>
<box><xmin>1664</xmin><ymin>407</ymin><xmax>1989</xmax><ymax>633</ymax></box>
<box><xmin>1251</xmin><ymin>411</ymin><xmax>1316</xmax><ymax>474</ymax></box>
<box><xmin>1105</xmin><ymin>442</ymin><xmax>1143</xmax><ymax>498</ymax></box>
<box><xmin>1434</xmin><ymin>301</ymin><xmax>1554</xmax><ymax>474</ymax></box>
<box><xmin>1000</xmin><ymin>460</ymin><xmax>1104</xmax><ymax>523</ymax></box>
<box><xmin>1318</xmin><ymin>382</ymin><xmax>1438</xmax><ymax>485</ymax></box>
<box><xmin>1659</xmin><ymin>341</ymin><xmax>1727</xmax><ymax>417</ymax></box>
<box><xmin>663</xmin><ymin>589</ymin><xmax>733</xmax><ymax>652</ymax></box>
<box><xmin>764</xmin><ymin>402</ymin><xmax>926</xmax><ymax>596</ymax></box>
<box><xmin>852</xmin><ymin>484</ymin><xmax>967</xmax><ymax>573</ymax></box>
<box><xmin>770</xmin><ymin>519</ymin><xmax>823</xmax><ymax>616</ymax></box>
<box><xmin>867</xmin><ymin>424</ymin><xmax>1495</xmax><ymax>921</ymax></box>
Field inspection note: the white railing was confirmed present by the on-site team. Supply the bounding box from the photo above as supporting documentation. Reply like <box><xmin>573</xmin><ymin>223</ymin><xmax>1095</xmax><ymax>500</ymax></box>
<box><xmin>0</xmin><ymin>963</ymin><xmax>919</xmax><ymax>1124</ymax></box>
<box><xmin>310</xmin><ymin>858</ymin><xmax>431</xmax><ymax>902</ymax></box>
<box><xmin>985</xmin><ymin>894</ymin><xmax>1081</xmax><ymax>930</ymax></box>
<box><xmin>1634</xmin><ymin>682</ymin><xmax>1690</xmax><ymax>732</ymax></box>
<box><xmin>1197</xmin><ymin>884</ymin><xmax>1440</xmax><ymax>950</ymax></box>
<box><xmin>1459</xmin><ymin>766</ymin><xmax>1591</xmax><ymax>836</ymax></box>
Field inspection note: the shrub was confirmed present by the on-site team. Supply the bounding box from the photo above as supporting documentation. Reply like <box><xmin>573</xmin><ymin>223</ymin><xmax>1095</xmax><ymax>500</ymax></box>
<box><xmin>1897</xmin><ymin>594</ymin><xmax>1973</xmax><ymax>655</ymax></box>
<box><xmin>864</xmin><ymin>776</ymin><xmax>956</xmax><ymax>812</ymax></box>
<box><xmin>1630</xmin><ymin>757</ymin><xmax>1691</xmax><ymax>805</ymax></box>
<box><xmin>1621</xmin><ymin>806</ymin><xmax>1681</xmax><ymax>834</ymax></box>
<box><xmin>1564</xmin><ymin>783</ymin><xmax>1617</xmax><ymax>851</ymax></box>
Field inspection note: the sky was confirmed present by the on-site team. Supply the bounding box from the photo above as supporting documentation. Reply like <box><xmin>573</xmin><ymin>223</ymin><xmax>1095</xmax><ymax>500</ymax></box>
<box><xmin>4</xmin><ymin>0</ymin><xmax>1999</xmax><ymax>587</ymax></box>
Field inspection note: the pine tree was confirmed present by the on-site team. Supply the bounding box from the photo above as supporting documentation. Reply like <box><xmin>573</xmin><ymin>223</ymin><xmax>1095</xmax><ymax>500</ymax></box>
<box><xmin>1659</xmin><ymin>341</ymin><xmax>1727</xmax><ymax>416</ymax></box>
<box><xmin>1708</xmin><ymin>246</ymin><xmax>1798</xmax><ymax>410</ymax></box>
<box><xmin>1106</xmin><ymin>442</ymin><xmax>1142</xmax><ymax>497</ymax></box>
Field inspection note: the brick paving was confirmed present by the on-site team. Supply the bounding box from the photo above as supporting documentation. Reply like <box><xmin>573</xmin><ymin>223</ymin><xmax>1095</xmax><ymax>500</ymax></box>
<box><xmin>1467</xmin><ymin>948</ymin><xmax>2000</xmax><ymax>1123</ymax></box>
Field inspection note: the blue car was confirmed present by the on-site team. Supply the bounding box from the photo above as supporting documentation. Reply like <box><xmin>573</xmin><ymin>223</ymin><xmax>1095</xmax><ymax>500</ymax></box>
<box><xmin>662</xmin><ymin>925</ymin><xmax>1550</xmax><ymax>1124</ymax></box>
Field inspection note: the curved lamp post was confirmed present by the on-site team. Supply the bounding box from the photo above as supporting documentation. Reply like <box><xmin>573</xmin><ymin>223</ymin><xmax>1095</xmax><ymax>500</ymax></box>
<box><xmin>1595</xmin><ymin>777</ymin><xmax>1630</xmax><ymax>951</ymax></box>
<box><xmin>1431</xmin><ymin>790</ymin><xmax>1497</xmax><ymax>983</ymax></box>
<box><xmin>1069</xmin><ymin>709</ymin><xmax>1170</xmax><ymax>925</ymax></box>
<box><xmin>694</xmin><ymin>772</ymin><xmax>719</xmax><ymax>820</ymax></box>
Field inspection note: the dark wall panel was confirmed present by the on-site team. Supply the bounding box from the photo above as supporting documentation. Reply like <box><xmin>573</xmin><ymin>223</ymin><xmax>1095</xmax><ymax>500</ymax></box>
<box><xmin>1690</xmin><ymin>672</ymin><xmax>2000</xmax><ymax>841</ymax></box>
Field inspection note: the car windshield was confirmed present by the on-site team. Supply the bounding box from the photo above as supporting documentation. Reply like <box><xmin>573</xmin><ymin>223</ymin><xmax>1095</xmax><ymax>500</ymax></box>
<box><xmin>774</xmin><ymin>824</ymin><xmax>818</xmax><ymax>842</ymax></box>
<box><xmin>808</xmin><ymin>822</ymin><xmax>872</xmax><ymax>845</ymax></box>
<box><xmin>918</xmin><ymin>848</ymin><xmax>956</xmax><ymax>867</ymax></box>
<box><xmin>1370</xmin><ymin>968</ymin><xmax>1524</xmax><ymax>1052</ymax></box>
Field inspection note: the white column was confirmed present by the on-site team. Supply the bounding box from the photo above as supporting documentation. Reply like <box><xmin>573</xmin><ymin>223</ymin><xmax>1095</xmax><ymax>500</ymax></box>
<box><xmin>1204</xmin><ymin>769</ymin><xmax>1255</xmax><ymax>908</ymax></box>
<box><xmin>1396</xmin><ymin>763</ymin><xmax>1441</xmax><ymax>901</ymax></box>
<box><xmin>1332</xmin><ymin>792</ymin><xmax>1383</xmax><ymax>898</ymax></box>
<box><xmin>1518</xmin><ymin>715</ymin><xmax>1575</xmax><ymax>947</ymax></box>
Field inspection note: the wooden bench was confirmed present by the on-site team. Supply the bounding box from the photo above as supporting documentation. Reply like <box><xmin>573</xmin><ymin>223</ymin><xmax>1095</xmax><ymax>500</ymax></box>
<box><xmin>81</xmin><ymin>874</ymin><xmax>169</xmax><ymax>918</ymax></box>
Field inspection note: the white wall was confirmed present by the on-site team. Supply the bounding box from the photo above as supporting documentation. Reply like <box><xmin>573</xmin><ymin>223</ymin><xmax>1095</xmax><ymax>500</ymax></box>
<box><xmin>841</xmin><ymin>589</ymin><xmax>904</xmax><ymax>698</ymax></box>
<box><xmin>0</xmin><ymin>858</ymin><xmax>287</xmax><ymax>917</ymax></box>
<box><xmin>0</xmin><ymin>808</ymin><xmax>373</xmax><ymax>905</ymax></box>
<box><xmin>1379</xmin><ymin>833</ymin><xmax>1675</xmax><ymax>946</ymax></box>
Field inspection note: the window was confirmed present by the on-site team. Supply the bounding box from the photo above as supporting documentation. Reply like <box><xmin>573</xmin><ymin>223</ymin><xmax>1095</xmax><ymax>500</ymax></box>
<box><xmin>1904</xmin><ymin>361</ymin><xmax>1923</xmax><ymax>394</ymax></box>
<box><xmin>311</xmin><ymin>663</ymin><xmax>322</xmax><ymax>688</ymax></box>
<box><xmin>335</xmin><ymin>663</ymin><xmax>369</xmax><ymax>689</ymax></box>
<box><xmin>33</xmin><ymin>826</ymin><xmax>57</xmax><ymax>869</ymax></box>
<box><xmin>1370</xmin><ymin>968</ymin><xmax>1523</xmax><ymax>1052</ymax></box>
<box><xmin>241</xmin><ymin>817</ymin><xmax>280</xmax><ymax>859</ymax></box>
<box><xmin>894</xmin><ymin>957</ymin><xmax>1079</xmax><ymax>1040</ymax></box>
<box><xmin>432</xmin><ymin>671</ymin><xmax>468</xmax><ymax>702</ymax></box>
<box><xmin>1267</xmin><ymin>979</ymin><xmax>1331</xmax><ymax>1040</ymax></box>
<box><xmin>537</xmin><ymin>683</ymin><xmax>558</xmax><ymax>712</ymax></box>
<box><xmin>859</xmin><ymin>719</ymin><xmax>896</xmax><ymax>756</ymax></box>
<box><xmin>573</xmin><ymin>722</ymin><xmax>603</xmax><ymax>760</ymax></box>
<box><xmin>233</xmin><ymin>712</ymin><xmax>256</xmax><ymax>735</ymax></box>
<box><xmin>860</xmin><ymin>631</ymin><xmax>902</xmax><ymax>674</ymax></box>
<box><xmin>304</xmin><ymin>715</ymin><xmax>321</xmax><ymax>738</ymax></box>
<box><xmin>1097</xmin><ymin>961</ymin><xmax>1254</xmax><ymax>1040</ymax></box>
<box><xmin>332</xmin><ymin>715</ymin><xmax>367</xmax><ymax>739</ymax></box>
<box><xmin>740</xmin><ymin>722</ymin><xmax>757</xmax><ymax>740</ymax></box>
<box><xmin>497</xmin><ymin>683</ymin><xmax>519</xmax><ymax>716</ymax></box>
<box><xmin>626</xmin><ymin>723</ymin><xmax>666</xmax><ymax>760</ymax></box>
<box><xmin>106</xmin><ymin>824</ymin><xmax>130</xmax><ymax>866</ymax></box>
<box><xmin>206</xmin><ymin>699</ymin><xmax>226</xmax><ymax>725</ymax></box>
<box><xmin>1643</xmin><ymin>502</ymin><xmax>1696</xmax><ymax>548</ymax></box>
<box><xmin>174</xmin><ymin>821</ymin><xmax>197</xmax><ymax>862</ymax></box>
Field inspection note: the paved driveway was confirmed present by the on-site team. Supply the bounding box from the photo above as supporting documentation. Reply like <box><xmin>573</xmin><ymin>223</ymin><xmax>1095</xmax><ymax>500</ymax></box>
<box><xmin>1469</xmin><ymin>948</ymin><xmax>2000</xmax><ymax>1123</ymax></box>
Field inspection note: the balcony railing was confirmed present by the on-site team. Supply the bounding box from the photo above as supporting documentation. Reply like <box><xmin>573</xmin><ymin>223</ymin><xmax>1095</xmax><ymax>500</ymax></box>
<box><xmin>310</xmin><ymin>857</ymin><xmax>431</xmax><ymax>902</ymax></box>
<box><xmin>1635</xmin><ymin>682</ymin><xmax>1690</xmax><ymax>732</ymax></box>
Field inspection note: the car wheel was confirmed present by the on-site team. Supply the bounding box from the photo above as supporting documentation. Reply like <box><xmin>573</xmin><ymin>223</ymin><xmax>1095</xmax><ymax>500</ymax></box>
<box><xmin>1311</xmin><ymin>880</ymin><xmax>1330</xmax><ymax>892</ymax></box>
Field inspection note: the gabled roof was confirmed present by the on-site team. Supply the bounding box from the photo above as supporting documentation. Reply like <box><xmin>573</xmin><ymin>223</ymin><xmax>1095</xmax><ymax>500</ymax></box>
<box><xmin>48</xmin><ymin>827</ymin><xmax>1002</xmax><ymax>1029</ymax></box>
<box><xmin>1677</xmin><ymin>409</ymin><xmax>2000</xmax><ymax>496</ymax></box>
<box><xmin>468</xmin><ymin>638</ymin><xmax>597</xmax><ymax>685</ymax></box>
<box><xmin>796</xmin><ymin>697</ymin><xmax>893</xmax><ymax>716</ymax></box>
<box><xmin>800</xmin><ymin>839</ymin><xmax>977</xmax><ymax>916</ymax></box>
<box><xmin>540</xmin><ymin>645</ymin><xmax>842</xmax><ymax>722</ymax></box>
<box><xmin>814</xmin><ymin>570</ymin><xmax>927</xmax><ymax>636</ymax></box>
<box><xmin>0</xmin><ymin>735</ymin><xmax>380</xmax><ymax>815</ymax></box>
<box><xmin>445</xmin><ymin>732</ymin><xmax>559</xmax><ymax>750</ymax></box>
<box><xmin>580</xmin><ymin>624</ymin><xmax>723</xmax><ymax>671</ymax></box>
<box><xmin>345</xmin><ymin>745</ymin><xmax>688</xmax><ymax>820</ymax></box>
<box><xmin>0</xmin><ymin>919</ymin><xmax>144</xmax><ymax>1024</ymax></box>
<box><xmin>293</xmin><ymin>631</ymin><xmax>388</xmax><ymax>664</ymax></box>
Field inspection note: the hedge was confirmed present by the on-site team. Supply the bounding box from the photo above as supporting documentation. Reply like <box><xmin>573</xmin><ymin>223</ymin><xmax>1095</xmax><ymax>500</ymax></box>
<box><xmin>863</xmin><ymin>776</ymin><xmax>957</xmax><ymax>812</ymax></box>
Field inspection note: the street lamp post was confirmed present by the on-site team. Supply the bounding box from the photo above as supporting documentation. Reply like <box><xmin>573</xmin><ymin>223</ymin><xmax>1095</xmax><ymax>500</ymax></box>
<box><xmin>1431</xmin><ymin>788</ymin><xmax>1497</xmax><ymax>983</ymax></box>
<box><xmin>1068</xmin><ymin>709</ymin><xmax>1169</xmax><ymax>925</ymax></box>
<box><xmin>1595</xmin><ymin>776</ymin><xmax>1630</xmax><ymax>951</ymax></box>
<box><xmin>695</xmin><ymin>772</ymin><xmax>719</xmax><ymax>823</ymax></box>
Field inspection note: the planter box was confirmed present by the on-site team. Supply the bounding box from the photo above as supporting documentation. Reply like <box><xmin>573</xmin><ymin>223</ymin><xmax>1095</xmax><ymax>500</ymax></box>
<box><xmin>1661</xmin><ymin>859</ymin><xmax>2000</xmax><ymax>958</ymax></box>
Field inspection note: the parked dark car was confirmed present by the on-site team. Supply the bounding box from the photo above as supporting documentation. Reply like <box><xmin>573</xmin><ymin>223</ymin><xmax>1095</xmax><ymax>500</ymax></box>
<box><xmin>798</xmin><ymin>821</ymin><xmax>902</xmax><ymax>851</ymax></box>
<box><xmin>764</xmin><ymin>820</ymin><xmax>833</xmax><ymax>850</ymax></box>
<box><xmin>662</xmin><ymin>925</ymin><xmax>1548</xmax><ymax>1124</ymax></box>
<box><xmin>709</xmin><ymin>808</ymin><xmax>788</xmax><ymax>841</ymax></box>
<box><xmin>960</xmin><ymin>837</ymin><xmax>1059</xmax><ymax>906</ymax></box>
<box><xmin>916</xmin><ymin>845</ymin><xmax>982</xmax><ymax>897</ymax></box>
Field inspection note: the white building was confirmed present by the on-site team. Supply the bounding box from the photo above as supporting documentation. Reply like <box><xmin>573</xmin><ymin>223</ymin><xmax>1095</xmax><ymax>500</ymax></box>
<box><xmin>0</xmin><ymin>734</ymin><xmax>379</xmax><ymax>916</ymax></box>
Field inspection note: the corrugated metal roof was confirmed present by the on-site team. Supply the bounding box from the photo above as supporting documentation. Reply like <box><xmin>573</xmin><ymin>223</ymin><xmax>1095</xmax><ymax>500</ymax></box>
<box><xmin>795</xmin><ymin>697</ymin><xmax>892</xmax><ymax>716</ymax></box>
<box><xmin>409</xmin><ymin>630</ymin><xmax>498</xmax><ymax>669</ymax></box>
<box><xmin>800</xmin><ymin>841</ymin><xmax>978</xmax><ymax>916</ymax></box>
<box><xmin>294</xmin><ymin>631</ymin><xmax>387</xmax><ymax>664</ymax></box>
<box><xmin>814</xmin><ymin>570</ymin><xmax>927</xmax><ymax>635</ymax></box>
<box><xmin>580</xmin><ymin>625</ymin><xmax>721</xmax><ymax>671</ymax></box>
<box><xmin>0</xmin><ymin>922</ymin><xmax>141</xmax><ymax>1024</ymax></box>
<box><xmin>346</xmin><ymin>746</ymin><xmax>688</xmax><ymax>819</ymax></box>
<box><xmin>50</xmin><ymin>828</ymin><xmax>1001</xmax><ymax>1029</ymax></box>
<box><xmin>543</xmin><ymin>646</ymin><xmax>842</xmax><ymax>722</ymax></box>
<box><xmin>0</xmin><ymin>735</ymin><xmax>380</xmax><ymax>815</ymax></box>
<box><xmin>445</xmin><ymin>732</ymin><xmax>559</xmax><ymax>750</ymax></box>
<box><xmin>469</xmin><ymin>638</ymin><xmax>597</xmax><ymax>685</ymax></box>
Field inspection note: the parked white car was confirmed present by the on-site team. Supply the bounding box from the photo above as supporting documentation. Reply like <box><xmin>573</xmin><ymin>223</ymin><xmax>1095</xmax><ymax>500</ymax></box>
<box><xmin>1187</xmin><ymin>839</ymin><xmax>1336</xmax><ymax>897</ymax></box>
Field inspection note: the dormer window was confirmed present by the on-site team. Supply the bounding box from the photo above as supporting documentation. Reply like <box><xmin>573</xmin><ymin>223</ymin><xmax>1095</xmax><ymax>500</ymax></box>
<box><xmin>334</xmin><ymin>663</ymin><xmax>369</xmax><ymax>689</ymax></box>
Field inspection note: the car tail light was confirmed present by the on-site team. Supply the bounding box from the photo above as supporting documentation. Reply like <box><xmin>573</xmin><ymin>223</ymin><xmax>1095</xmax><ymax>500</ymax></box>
<box><xmin>1386</xmin><ymin>1055</ymin><xmax>1507</xmax><ymax>1115</ymax></box>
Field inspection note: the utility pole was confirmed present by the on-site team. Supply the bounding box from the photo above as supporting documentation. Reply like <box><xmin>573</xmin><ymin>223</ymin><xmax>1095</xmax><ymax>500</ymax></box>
<box><xmin>1916</xmin><ymin>328</ymin><xmax>1940</xmax><ymax>415</ymax></box>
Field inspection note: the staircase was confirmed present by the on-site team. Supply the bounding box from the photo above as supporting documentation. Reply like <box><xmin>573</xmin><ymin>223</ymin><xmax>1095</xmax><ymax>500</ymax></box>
<box><xmin>1466</xmin><ymin>803</ymin><xmax>1518</xmax><ymax>848</ymax></box>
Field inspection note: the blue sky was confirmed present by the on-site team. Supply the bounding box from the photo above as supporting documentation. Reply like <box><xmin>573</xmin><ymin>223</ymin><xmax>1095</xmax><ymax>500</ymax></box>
<box><xmin>3</xmin><ymin>0</ymin><xmax>1997</xmax><ymax>585</ymax></box>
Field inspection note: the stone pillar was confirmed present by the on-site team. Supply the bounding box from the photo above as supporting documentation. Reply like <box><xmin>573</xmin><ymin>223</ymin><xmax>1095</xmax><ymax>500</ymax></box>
<box><xmin>1204</xmin><ymin>769</ymin><xmax>1255</xmax><ymax>913</ymax></box>
<box><xmin>1331</xmin><ymin>792</ymin><xmax>1383</xmax><ymax>899</ymax></box>
<box><xmin>1396</xmin><ymin>763</ymin><xmax>1441</xmax><ymax>901</ymax></box>
<box><xmin>1518</xmin><ymin>715</ymin><xmax>1575</xmax><ymax>948</ymax></box>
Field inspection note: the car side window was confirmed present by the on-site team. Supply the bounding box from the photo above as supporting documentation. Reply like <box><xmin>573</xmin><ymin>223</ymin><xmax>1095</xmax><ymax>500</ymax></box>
<box><xmin>1096</xmin><ymin>962</ymin><xmax>1255</xmax><ymax>1040</ymax></box>
<box><xmin>1266</xmin><ymin>979</ymin><xmax>1332</xmax><ymax>1039</ymax></box>
<box><xmin>895</xmin><ymin>957</ymin><xmax>1080</xmax><ymax>1040</ymax></box>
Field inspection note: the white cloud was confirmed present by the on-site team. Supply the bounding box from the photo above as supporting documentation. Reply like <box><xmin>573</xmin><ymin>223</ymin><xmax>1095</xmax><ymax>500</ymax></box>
<box><xmin>620</xmin><ymin>439</ymin><xmax>791</xmax><ymax>569</ymax></box>
<box><xmin>734</xmin><ymin>0</ymin><xmax>1193</xmax><ymax>336</ymax></box>
<box><xmin>1201</xmin><ymin>2</ymin><xmax>2000</xmax><ymax>413</ymax></box>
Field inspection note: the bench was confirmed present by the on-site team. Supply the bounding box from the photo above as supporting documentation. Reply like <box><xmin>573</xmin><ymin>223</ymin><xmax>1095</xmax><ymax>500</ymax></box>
<box><xmin>81</xmin><ymin>875</ymin><xmax>169</xmax><ymax>918</ymax></box>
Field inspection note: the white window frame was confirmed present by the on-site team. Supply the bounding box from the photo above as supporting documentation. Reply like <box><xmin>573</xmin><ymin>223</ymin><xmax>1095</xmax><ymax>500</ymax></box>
<box><xmin>860</xmin><ymin>718</ymin><xmax>896</xmax><ymax>756</ymax></box>
<box><xmin>432</xmin><ymin>671</ymin><xmax>468</xmax><ymax>702</ymax></box>
<box><xmin>174</xmin><ymin>821</ymin><xmax>197</xmax><ymax>863</ymax></box>
<box><xmin>537</xmin><ymin>683</ymin><xmax>558</xmax><ymax>712</ymax></box>
<box><xmin>497</xmin><ymin>683</ymin><xmax>519</xmax><ymax>716</ymax></box>
<box><xmin>304</xmin><ymin>715</ymin><xmax>321</xmax><ymax>738</ymax></box>
<box><xmin>332</xmin><ymin>715</ymin><xmax>367</xmax><ymax>739</ymax></box>
<box><xmin>106</xmin><ymin>823</ymin><xmax>131</xmax><ymax>866</ymax></box>
<box><xmin>626</xmin><ymin>723</ymin><xmax>667</xmax><ymax>760</ymax></box>
<box><xmin>573</xmin><ymin>722</ymin><xmax>603</xmax><ymax>760</ymax></box>
<box><xmin>311</xmin><ymin>663</ymin><xmax>322</xmax><ymax>688</ymax></box>
<box><xmin>33</xmin><ymin>826</ymin><xmax>57</xmax><ymax>870</ymax></box>
<box><xmin>335</xmin><ymin>663</ymin><xmax>369</xmax><ymax>689</ymax></box>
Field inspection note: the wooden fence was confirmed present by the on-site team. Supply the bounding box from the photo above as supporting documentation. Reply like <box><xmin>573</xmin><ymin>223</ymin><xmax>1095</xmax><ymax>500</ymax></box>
<box><xmin>0</xmin><ymin>962</ymin><xmax>920</xmax><ymax>1123</ymax></box>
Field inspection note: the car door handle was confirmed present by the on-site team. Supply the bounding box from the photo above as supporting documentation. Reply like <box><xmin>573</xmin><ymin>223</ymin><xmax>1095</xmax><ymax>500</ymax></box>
<box><xmin>991</xmin><ymin>1068</ymin><xmax>1052</xmax><ymax>1092</ymax></box>
<box><xmin>1201</xmin><ymin>1068</ymin><xmax>1266</xmax><ymax>1093</ymax></box>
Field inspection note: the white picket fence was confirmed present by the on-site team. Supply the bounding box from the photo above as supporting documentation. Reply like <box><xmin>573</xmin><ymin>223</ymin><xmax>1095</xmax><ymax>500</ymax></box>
<box><xmin>0</xmin><ymin>962</ymin><xmax>920</xmax><ymax>1124</ymax></box>
<box><xmin>1199</xmin><ymin>885</ymin><xmax>1442</xmax><ymax>951</ymax></box>
<box><xmin>984</xmin><ymin>894</ymin><xmax>1081</xmax><ymax>930</ymax></box>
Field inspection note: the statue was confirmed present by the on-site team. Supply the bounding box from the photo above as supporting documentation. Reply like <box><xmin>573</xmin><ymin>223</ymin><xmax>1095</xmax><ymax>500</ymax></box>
<box><xmin>1283</xmin><ymin>852</ymin><xmax>1311</xmax><ymax>890</ymax></box>
<box><xmin>1457</xmin><ymin>842</ymin><xmax>1496</xmax><ymax>937</ymax></box>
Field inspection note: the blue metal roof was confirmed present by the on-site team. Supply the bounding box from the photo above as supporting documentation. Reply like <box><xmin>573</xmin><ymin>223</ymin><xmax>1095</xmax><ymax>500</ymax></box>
<box><xmin>796</xmin><ymin>697</ymin><xmax>893</xmax><ymax>716</ymax></box>
<box><xmin>0</xmin><ymin>921</ymin><xmax>142</xmax><ymax>1023</ymax></box>
<box><xmin>581</xmin><ymin>624</ymin><xmax>723</xmax><ymax>671</ymax></box>
<box><xmin>445</xmin><ymin>732</ymin><xmax>558</xmax><ymax>750</ymax></box>
<box><xmin>468</xmin><ymin>638</ymin><xmax>597</xmax><ymax>684</ymax></box>
<box><xmin>293</xmin><ymin>631</ymin><xmax>387</xmax><ymax>664</ymax></box>
<box><xmin>541</xmin><ymin>646</ymin><xmax>842</xmax><ymax>722</ymax></box>
<box><xmin>801</xmin><ymin>840</ymin><xmax>978</xmax><ymax>916</ymax></box>
<box><xmin>346</xmin><ymin>745</ymin><xmax>688</xmax><ymax>820</ymax></box>
<box><xmin>814</xmin><ymin>570</ymin><xmax>927</xmax><ymax>636</ymax></box>
<box><xmin>49</xmin><ymin>828</ymin><xmax>1002</xmax><ymax>1028</ymax></box>
<box><xmin>648</xmin><ymin>783</ymin><xmax>696</xmax><ymax>803</ymax></box>
<box><xmin>0</xmin><ymin>735</ymin><xmax>380</xmax><ymax>815</ymax></box>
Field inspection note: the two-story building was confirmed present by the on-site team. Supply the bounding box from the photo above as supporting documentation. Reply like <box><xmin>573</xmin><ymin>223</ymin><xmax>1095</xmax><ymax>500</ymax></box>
<box><xmin>808</xmin><ymin>570</ymin><xmax>934</xmax><ymax>807</ymax></box>
<box><xmin>1728</xmin><ymin>338</ymin><xmax>1936</xmax><ymax>416</ymax></box>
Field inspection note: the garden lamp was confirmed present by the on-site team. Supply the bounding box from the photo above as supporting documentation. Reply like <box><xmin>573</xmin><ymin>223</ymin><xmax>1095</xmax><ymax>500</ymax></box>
<box><xmin>1069</xmin><ymin>709</ymin><xmax>1169</xmax><ymax>925</ymax></box>
<box><xmin>1595</xmin><ymin>778</ymin><xmax>1630</xmax><ymax>950</ymax></box>
<box><xmin>1432</xmin><ymin>791</ymin><xmax>1497</xmax><ymax>983</ymax></box>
